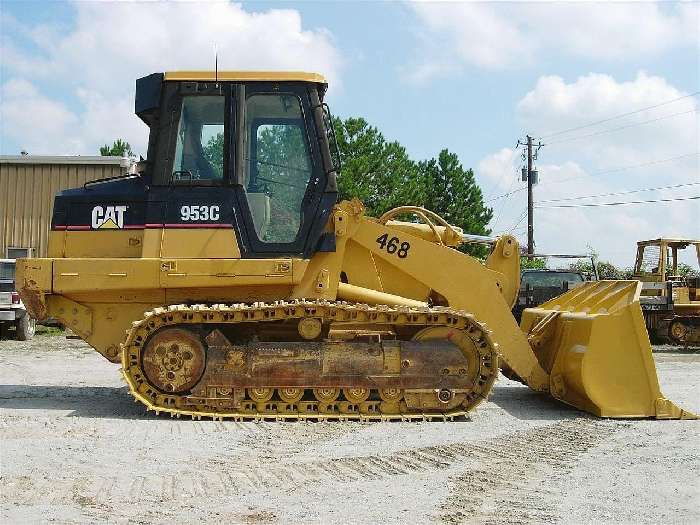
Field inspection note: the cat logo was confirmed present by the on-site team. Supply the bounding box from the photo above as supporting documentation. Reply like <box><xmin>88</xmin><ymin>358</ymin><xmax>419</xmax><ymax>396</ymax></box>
<box><xmin>91</xmin><ymin>205</ymin><xmax>128</xmax><ymax>229</ymax></box>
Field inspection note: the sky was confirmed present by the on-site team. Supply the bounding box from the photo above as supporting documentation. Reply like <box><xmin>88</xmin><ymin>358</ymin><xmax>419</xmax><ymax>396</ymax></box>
<box><xmin>1</xmin><ymin>0</ymin><xmax>698</xmax><ymax>267</ymax></box>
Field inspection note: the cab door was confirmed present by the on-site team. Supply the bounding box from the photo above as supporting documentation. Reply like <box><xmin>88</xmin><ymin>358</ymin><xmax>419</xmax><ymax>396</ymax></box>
<box><xmin>234</xmin><ymin>83</ymin><xmax>330</xmax><ymax>257</ymax></box>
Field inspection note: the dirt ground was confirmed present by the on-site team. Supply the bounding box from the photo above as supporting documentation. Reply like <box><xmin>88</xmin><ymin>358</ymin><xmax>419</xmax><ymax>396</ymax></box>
<box><xmin>0</xmin><ymin>334</ymin><xmax>698</xmax><ymax>525</ymax></box>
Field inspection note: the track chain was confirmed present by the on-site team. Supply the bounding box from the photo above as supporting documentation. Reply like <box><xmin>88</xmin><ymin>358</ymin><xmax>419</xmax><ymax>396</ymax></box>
<box><xmin>120</xmin><ymin>300</ymin><xmax>499</xmax><ymax>421</ymax></box>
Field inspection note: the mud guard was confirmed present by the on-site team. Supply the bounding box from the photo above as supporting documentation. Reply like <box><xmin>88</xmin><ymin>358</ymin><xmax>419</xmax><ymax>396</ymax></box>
<box><xmin>521</xmin><ymin>281</ymin><xmax>697</xmax><ymax>419</ymax></box>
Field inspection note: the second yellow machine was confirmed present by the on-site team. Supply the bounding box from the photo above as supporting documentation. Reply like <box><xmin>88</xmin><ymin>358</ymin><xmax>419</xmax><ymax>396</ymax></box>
<box><xmin>18</xmin><ymin>72</ymin><xmax>694</xmax><ymax>420</ymax></box>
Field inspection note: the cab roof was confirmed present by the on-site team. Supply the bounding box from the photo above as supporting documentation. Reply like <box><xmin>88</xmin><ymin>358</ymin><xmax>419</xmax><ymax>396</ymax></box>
<box><xmin>637</xmin><ymin>238</ymin><xmax>700</xmax><ymax>247</ymax></box>
<box><xmin>164</xmin><ymin>71</ymin><xmax>327</xmax><ymax>84</ymax></box>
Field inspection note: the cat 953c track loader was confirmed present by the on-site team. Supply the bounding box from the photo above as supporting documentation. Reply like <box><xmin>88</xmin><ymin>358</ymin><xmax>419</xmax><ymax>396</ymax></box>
<box><xmin>17</xmin><ymin>72</ymin><xmax>695</xmax><ymax>421</ymax></box>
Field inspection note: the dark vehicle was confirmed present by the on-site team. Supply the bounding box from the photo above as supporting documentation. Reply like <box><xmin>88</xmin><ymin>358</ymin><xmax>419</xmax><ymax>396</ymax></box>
<box><xmin>512</xmin><ymin>254</ymin><xmax>597</xmax><ymax>323</ymax></box>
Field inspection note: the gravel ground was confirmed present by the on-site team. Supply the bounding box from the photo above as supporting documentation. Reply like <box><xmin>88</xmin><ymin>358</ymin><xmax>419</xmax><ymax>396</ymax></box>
<box><xmin>1</xmin><ymin>334</ymin><xmax>698</xmax><ymax>524</ymax></box>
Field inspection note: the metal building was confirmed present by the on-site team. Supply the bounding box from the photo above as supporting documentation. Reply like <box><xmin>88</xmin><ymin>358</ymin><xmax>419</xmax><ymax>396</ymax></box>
<box><xmin>0</xmin><ymin>156</ymin><xmax>128</xmax><ymax>258</ymax></box>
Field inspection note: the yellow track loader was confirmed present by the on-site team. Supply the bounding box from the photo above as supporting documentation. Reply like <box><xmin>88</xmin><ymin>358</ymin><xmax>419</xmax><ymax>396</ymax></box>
<box><xmin>634</xmin><ymin>238</ymin><xmax>700</xmax><ymax>345</ymax></box>
<box><xmin>16</xmin><ymin>72</ymin><xmax>695</xmax><ymax>420</ymax></box>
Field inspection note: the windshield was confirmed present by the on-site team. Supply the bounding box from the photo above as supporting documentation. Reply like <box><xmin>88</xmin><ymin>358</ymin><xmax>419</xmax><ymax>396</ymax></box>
<box><xmin>0</xmin><ymin>261</ymin><xmax>16</xmax><ymax>292</ymax></box>
<box><xmin>521</xmin><ymin>272</ymin><xmax>584</xmax><ymax>288</ymax></box>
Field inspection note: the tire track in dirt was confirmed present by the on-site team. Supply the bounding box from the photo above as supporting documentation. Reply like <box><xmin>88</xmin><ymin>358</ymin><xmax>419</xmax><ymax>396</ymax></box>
<box><xmin>436</xmin><ymin>418</ymin><xmax>624</xmax><ymax>524</ymax></box>
<box><xmin>0</xmin><ymin>418</ymin><xmax>624</xmax><ymax>509</ymax></box>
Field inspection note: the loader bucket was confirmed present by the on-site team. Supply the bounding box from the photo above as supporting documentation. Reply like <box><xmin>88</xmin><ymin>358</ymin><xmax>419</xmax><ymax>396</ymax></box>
<box><xmin>521</xmin><ymin>281</ymin><xmax>696</xmax><ymax>419</ymax></box>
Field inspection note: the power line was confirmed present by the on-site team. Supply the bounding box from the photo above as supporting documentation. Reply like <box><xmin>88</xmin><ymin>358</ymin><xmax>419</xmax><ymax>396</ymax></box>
<box><xmin>545</xmin><ymin>109</ymin><xmax>697</xmax><ymax>146</ymax></box>
<box><xmin>536</xmin><ymin>152</ymin><xmax>700</xmax><ymax>188</ymax></box>
<box><xmin>536</xmin><ymin>195</ymin><xmax>700</xmax><ymax>209</ymax></box>
<box><xmin>538</xmin><ymin>181</ymin><xmax>700</xmax><ymax>204</ymax></box>
<box><xmin>485</xmin><ymin>185</ymin><xmax>526</xmax><ymax>203</ymax></box>
<box><xmin>490</xmin><ymin>169</ymin><xmax>521</xmax><ymax>231</ymax></box>
<box><xmin>507</xmin><ymin>209</ymin><xmax>528</xmax><ymax>232</ymax></box>
<box><xmin>486</xmin><ymin>151</ymin><xmax>699</xmax><ymax>198</ymax></box>
<box><xmin>537</xmin><ymin>91</ymin><xmax>700</xmax><ymax>140</ymax></box>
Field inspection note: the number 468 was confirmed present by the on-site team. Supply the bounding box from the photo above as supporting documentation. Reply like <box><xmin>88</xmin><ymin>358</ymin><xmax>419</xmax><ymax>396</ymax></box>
<box><xmin>376</xmin><ymin>233</ymin><xmax>410</xmax><ymax>258</ymax></box>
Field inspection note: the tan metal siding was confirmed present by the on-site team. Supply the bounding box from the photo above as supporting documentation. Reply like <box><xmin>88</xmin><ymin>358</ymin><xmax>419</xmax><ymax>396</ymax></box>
<box><xmin>0</xmin><ymin>163</ymin><xmax>124</xmax><ymax>258</ymax></box>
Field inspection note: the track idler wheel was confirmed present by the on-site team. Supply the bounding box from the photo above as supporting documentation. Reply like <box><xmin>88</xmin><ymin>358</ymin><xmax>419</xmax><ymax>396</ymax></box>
<box><xmin>379</xmin><ymin>388</ymin><xmax>403</xmax><ymax>402</ymax></box>
<box><xmin>141</xmin><ymin>328</ymin><xmax>206</xmax><ymax>394</ymax></box>
<box><xmin>313</xmin><ymin>388</ymin><xmax>340</xmax><ymax>403</ymax></box>
<box><xmin>344</xmin><ymin>388</ymin><xmax>370</xmax><ymax>403</ymax></box>
<box><xmin>248</xmin><ymin>388</ymin><xmax>274</xmax><ymax>402</ymax></box>
<box><xmin>278</xmin><ymin>388</ymin><xmax>304</xmax><ymax>403</ymax></box>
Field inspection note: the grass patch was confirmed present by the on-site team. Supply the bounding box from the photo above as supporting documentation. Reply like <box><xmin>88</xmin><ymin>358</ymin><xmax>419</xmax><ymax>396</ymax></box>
<box><xmin>36</xmin><ymin>324</ymin><xmax>64</xmax><ymax>336</ymax></box>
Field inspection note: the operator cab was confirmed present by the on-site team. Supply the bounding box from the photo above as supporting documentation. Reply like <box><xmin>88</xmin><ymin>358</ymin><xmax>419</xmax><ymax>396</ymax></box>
<box><xmin>137</xmin><ymin>71</ymin><xmax>340</xmax><ymax>256</ymax></box>
<box><xmin>634</xmin><ymin>239</ymin><xmax>700</xmax><ymax>283</ymax></box>
<box><xmin>52</xmin><ymin>71</ymin><xmax>340</xmax><ymax>258</ymax></box>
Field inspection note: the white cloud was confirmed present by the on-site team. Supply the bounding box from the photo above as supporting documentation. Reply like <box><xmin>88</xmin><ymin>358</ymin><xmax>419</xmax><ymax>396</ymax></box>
<box><xmin>0</xmin><ymin>79</ymin><xmax>82</xmax><ymax>154</ymax></box>
<box><xmin>518</xmin><ymin>71</ymin><xmax>699</xmax><ymax>173</ymax></box>
<box><xmin>411</xmin><ymin>3</ymin><xmax>529</xmax><ymax>70</ymax></box>
<box><xmin>409</xmin><ymin>2</ymin><xmax>699</xmax><ymax>75</ymax></box>
<box><xmin>479</xmin><ymin>72</ymin><xmax>700</xmax><ymax>267</ymax></box>
<box><xmin>0</xmin><ymin>2</ymin><xmax>341</xmax><ymax>155</ymax></box>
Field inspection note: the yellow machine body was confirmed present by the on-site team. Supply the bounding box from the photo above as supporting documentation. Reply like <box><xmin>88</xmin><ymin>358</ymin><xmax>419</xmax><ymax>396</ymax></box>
<box><xmin>15</xmin><ymin>71</ymin><xmax>695</xmax><ymax>420</ymax></box>
<box><xmin>18</xmin><ymin>200</ymin><xmax>694</xmax><ymax>420</ymax></box>
<box><xmin>633</xmin><ymin>238</ymin><xmax>700</xmax><ymax>345</ymax></box>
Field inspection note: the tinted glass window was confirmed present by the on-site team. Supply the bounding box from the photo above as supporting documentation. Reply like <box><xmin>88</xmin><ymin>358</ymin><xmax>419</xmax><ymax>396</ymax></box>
<box><xmin>521</xmin><ymin>272</ymin><xmax>584</xmax><ymax>288</ymax></box>
<box><xmin>6</xmin><ymin>247</ymin><xmax>30</xmax><ymax>259</ymax></box>
<box><xmin>172</xmin><ymin>96</ymin><xmax>225</xmax><ymax>181</ymax></box>
<box><xmin>0</xmin><ymin>261</ymin><xmax>15</xmax><ymax>281</ymax></box>
<box><xmin>245</xmin><ymin>94</ymin><xmax>313</xmax><ymax>243</ymax></box>
<box><xmin>638</xmin><ymin>245</ymin><xmax>661</xmax><ymax>273</ymax></box>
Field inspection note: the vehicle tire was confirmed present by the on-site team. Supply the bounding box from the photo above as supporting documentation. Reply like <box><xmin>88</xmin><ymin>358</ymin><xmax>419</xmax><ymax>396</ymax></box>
<box><xmin>15</xmin><ymin>314</ymin><xmax>36</xmax><ymax>341</ymax></box>
<box><xmin>668</xmin><ymin>319</ymin><xmax>689</xmax><ymax>346</ymax></box>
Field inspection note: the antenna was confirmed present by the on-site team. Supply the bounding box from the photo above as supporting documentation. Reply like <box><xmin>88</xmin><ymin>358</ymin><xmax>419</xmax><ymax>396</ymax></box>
<box><xmin>213</xmin><ymin>43</ymin><xmax>218</xmax><ymax>84</ymax></box>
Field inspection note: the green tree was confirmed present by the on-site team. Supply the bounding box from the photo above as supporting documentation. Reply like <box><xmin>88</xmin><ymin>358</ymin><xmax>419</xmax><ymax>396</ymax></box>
<box><xmin>415</xmin><ymin>149</ymin><xmax>493</xmax><ymax>237</ymax></box>
<box><xmin>568</xmin><ymin>258</ymin><xmax>632</xmax><ymax>279</ymax></box>
<box><xmin>333</xmin><ymin>117</ymin><xmax>419</xmax><ymax>216</ymax></box>
<box><xmin>677</xmin><ymin>263</ymin><xmax>700</xmax><ymax>278</ymax></box>
<box><xmin>411</xmin><ymin>149</ymin><xmax>493</xmax><ymax>256</ymax></box>
<box><xmin>520</xmin><ymin>257</ymin><xmax>547</xmax><ymax>270</ymax></box>
<box><xmin>333</xmin><ymin>118</ymin><xmax>493</xmax><ymax>255</ymax></box>
<box><xmin>203</xmin><ymin>132</ymin><xmax>224</xmax><ymax>179</ymax></box>
<box><xmin>100</xmin><ymin>138</ymin><xmax>133</xmax><ymax>157</ymax></box>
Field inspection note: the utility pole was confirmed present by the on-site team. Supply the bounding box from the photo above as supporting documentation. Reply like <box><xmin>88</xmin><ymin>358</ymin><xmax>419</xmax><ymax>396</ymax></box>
<box><xmin>516</xmin><ymin>135</ymin><xmax>543</xmax><ymax>260</ymax></box>
<box><xmin>526</xmin><ymin>135</ymin><xmax>534</xmax><ymax>260</ymax></box>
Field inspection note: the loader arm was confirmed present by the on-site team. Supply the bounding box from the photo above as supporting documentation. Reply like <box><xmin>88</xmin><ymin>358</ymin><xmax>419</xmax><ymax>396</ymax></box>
<box><xmin>342</xmin><ymin>214</ymin><xmax>550</xmax><ymax>390</ymax></box>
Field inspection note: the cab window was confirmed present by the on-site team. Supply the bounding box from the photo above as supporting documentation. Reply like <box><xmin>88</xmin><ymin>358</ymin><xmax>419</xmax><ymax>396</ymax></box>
<box><xmin>244</xmin><ymin>94</ymin><xmax>313</xmax><ymax>243</ymax></box>
<box><xmin>0</xmin><ymin>260</ymin><xmax>16</xmax><ymax>292</ymax></box>
<box><xmin>520</xmin><ymin>272</ymin><xmax>584</xmax><ymax>288</ymax></box>
<box><xmin>637</xmin><ymin>245</ymin><xmax>661</xmax><ymax>274</ymax></box>
<box><xmin>172</xmin><ymin>96</ymin><xmax>225</xmax><ymax>182</ymax></box>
